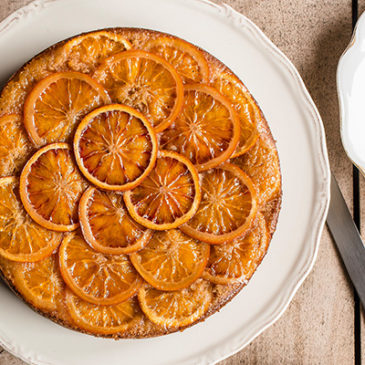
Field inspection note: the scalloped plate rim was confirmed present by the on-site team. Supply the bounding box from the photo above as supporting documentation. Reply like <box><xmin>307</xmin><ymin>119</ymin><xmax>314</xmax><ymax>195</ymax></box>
<box><xmin>0</xmin><ymin>0</ymin><xmax>330</xmax><ymax>364</ymax></box>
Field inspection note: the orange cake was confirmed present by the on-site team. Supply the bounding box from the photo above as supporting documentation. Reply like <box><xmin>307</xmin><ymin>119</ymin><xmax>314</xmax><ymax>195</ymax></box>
<box><xmin>0</xmin><ymin>28</ymin><xmax>281</xmax><ymax>338</ymax></box>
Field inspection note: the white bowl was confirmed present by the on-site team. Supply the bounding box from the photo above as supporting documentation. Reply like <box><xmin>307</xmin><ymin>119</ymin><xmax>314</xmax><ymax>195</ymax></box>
<box><xmin>338</xmin><ymin>11</ymin><xmax>365</xmax><ymax>175</ymax></box>
<box><xmin>0</xmin><ymin>0</ymin><xmax>330</xmax><ymax>364</ymax></box>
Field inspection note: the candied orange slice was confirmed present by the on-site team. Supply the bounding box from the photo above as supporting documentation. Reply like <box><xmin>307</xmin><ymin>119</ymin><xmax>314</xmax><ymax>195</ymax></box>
<box><xmin>0</xmin><ymin>177</ymin><xmax>62</xmax><ymax>262</ymax></box>
<box><xmin>203</xmin><ymin>213</ymin><xmax>269</xmax><ymax>285</ymax></box>
<box><xmin>212</xmin><ymin>72</ymin><xmax>259</xmax><ymax>157</ymax></box>
<box><xmin>74</xmin><ymin>104</ymin><xmax>157</xmax><ymax>191</ymax></box>
<box><xmin>62</xmin><ymin>30</ymin><xmax>132</xmax><ymax>73</ymax></box>
<box><xmin>79</xmin><ymin>187</ymin><xmax>153</xmax><ymax>255</ymax></box>
<box><xmin>65</xmin><ymin>290</ymin><xmax>141</xmax><ymax>335</ymax></box>
<box><xmin>144</xmin><ymin>35</ymin><xmax>209</xmax><ymax>84</ymax></box>
<box><xmin>180</xmin><ymin>163</ymin><xmax>258</xmax><ymax>244</ymax></box>
<box><xmin>233</xmin><ymin>136</ymin><xmax>281</xmax><ymax>204</ymax></box>
<box><xmin>19</xmin><ymin>143</ymin><xmax>87</xmax><ymax>232</ymax></box>
<box><xmin>59</xmin><ymin>232</ymin><xmax>142</xmax><ymax>305</ymax></box>
<box><xmin>130</xmin><ymin>229</ymin><xmax>209</xmax><ymax>291</ymax></box>
<box><xmin>13</xmin><ymin>255</ymin><xmax>65</xmax><ymax>311</ymax></box>
<box><xmin>0</xmin><ymin>114</ymin><xmax>33</xmax><ymax>177</ymax></box>
<box><xmin>160</xmin><ymin>84</ymin><xmax>240</xmax><ymax>171</ymax></box>
<box><xmin>138</xmin><ymin>279</ymin><xmax>212</xmax><ymax>328</ymax></box>
<box><xmin>24</xmin><ymin>71</ymin><xmax>110</xmax><ymax>146</ymax></box>
<box><xmin>124</xmin><ymin>150</ymin><xmax>201</xmax><ymax>230</ymax></box>
<box><xmin>94</xmin><ymin>50</ymin><xmax>184</xmax><ymax>133</ymax></box>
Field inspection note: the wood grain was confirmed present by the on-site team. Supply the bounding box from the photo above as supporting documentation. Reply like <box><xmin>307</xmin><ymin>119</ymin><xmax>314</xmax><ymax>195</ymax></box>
<box><xmin>359</xmin><ymin>171</ymin><xmax>365</xmax><ymax>365</ymax></box>
<box><xmin>0</xmin><ymin>1</ymin><xmax>358</xmax><ymax>364</ymax></box>
<box><xmin>347</xmin><ymin>2</ymin><xmax>365</xmax><ymax>365</ymax></box>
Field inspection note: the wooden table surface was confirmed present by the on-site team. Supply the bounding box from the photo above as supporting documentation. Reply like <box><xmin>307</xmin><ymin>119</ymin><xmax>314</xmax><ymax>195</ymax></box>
<box><xmin>0</xmin><ymin>0</ymin><xmax>363</xmax><ymax>364</ymax></box>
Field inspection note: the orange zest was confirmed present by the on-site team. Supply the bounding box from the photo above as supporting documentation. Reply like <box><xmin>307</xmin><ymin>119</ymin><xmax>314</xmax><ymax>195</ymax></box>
<box><xmin>138</xmin><ymin>279</ymin><xmax>212</xmax><ymax>328</ymax></box>
<box><xmin>212</xmin><ymin>72</ymin><xmax>259</xmax><ymax>157</ymax></box>
<box><xmin>19</xmin><ymin>143</ymin><xmax>87</xmax><ymax>232</ymax></box>
<box><xmin>79</xmin><ymin>187</ymin><xmax>152</xmax><ymax>255</ymax></box>
<box><xmin>65</xmin><ymin>290</ymin><xmax>141</xmax><ymax>335</ymax></box>
<box><xmin>24</xmin><ymin>71</ymin><xmax>110</xmax><ymax>146</ymax></box>
<box><xmin>130</xmin><ymin>229</ymin><xmax>209</xmax><ymax>291</ymax></box>
<box><xmin>0</xmin><ymin>177</ymin><xmax>63</xmax><ymax>262</ymax></box>
<box><xmin>94</xmin><ymin>50</ymin><xmax>184</xmax><ymax>133</ymax></box>
<box><xmin>124</xmin><ymin>150</ymin><xmax>201</xmax><ymax>230</ymax></box>
<box><xmin>0</xmin><ymin>114</ymin><xmax>33</xmax><ymax>177</ymax></box>
<box><xmin>180</xmin><ymin>163</ymin><xmax>258</xmax><ymax>244</ymax></box>
<box><xmin>233</xmin><ymin>136</ymin><xmax>281</xmax><ymax>204</ymax></box>
<box><xmin>59</xmin><ymin>231</ymin><xmax>142</xmax><ymax>305</ymax></box>
<box><xmin>160</xmin><ymin>84</ymin><xmax>240</xmax><ymax>171</ymax></box>
<box><xmin>144</xmin><ymin>35</ymin><xmax>209</xmax><ymax>84</ymax></box>
<box><xmin>203</xmin><ymin>213</ymin><xmax>269</xmax><ymax>284</ymax></box>
<box><xmin>74</xmin><ymin>104</ymin><xmax>157</xmax><ymax>191</ymax></box>
<box><xmin>13</xmin><ymin>255</ymin><xmax>65</xmax><ymax>311</ymax></box>
<box><xmin>62</xmin><ymin>30</ymin><xmax>132</xmax><ymax>73</ymax></box>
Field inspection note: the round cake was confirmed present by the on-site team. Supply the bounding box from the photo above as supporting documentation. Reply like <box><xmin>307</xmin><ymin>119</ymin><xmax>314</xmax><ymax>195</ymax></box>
<box><xmin>0</xmin><ymin>28</ymin><xmax>281</xmax><ymax>338</ymax></box>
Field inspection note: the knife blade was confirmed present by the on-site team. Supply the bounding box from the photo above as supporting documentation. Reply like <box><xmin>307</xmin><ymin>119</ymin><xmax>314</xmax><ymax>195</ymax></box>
<box><xmin>327</xmin><ymin>174</ymin><xmax>365</xmax><ymax>309</ymax></box>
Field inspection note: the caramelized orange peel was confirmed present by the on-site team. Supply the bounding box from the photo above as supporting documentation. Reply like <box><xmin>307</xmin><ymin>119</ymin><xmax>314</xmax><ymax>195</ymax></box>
<box><xmin>74</xmin><ymin>104</ymin><xmax>158</xmax><ymax>191</ymax></box>
<box><xmin>24</xmin><ymin>72</ymin><xmax>110</xmax><ymax>147</ymax></box>
<box><xmin>130</xmin><ymin>229</ymin><xmax>210</xmax><ymax>291</ymax></box>
<box><xmin>19</xmin><ymin>143</ymin><xmax>87</xmax><ymax>232</ymax></box>
<box><xmin>124</xmin><ymin>150</ymin><xmax>201</xmax><ymax>230</ymax></box>
<box><xmin>181</xmin><ymin>163</ymin><xmax>258</xmax><ymax>244</ymax></box>
<box><xmin>79</xmin><ymin>186</ymin><xmax>152</xmax><ymax>255</ymax></box>
<box><xmin>160</xmin><ymin>83</ymin><xmax>240</xmax><ymax>171</ymax></box>
<box><xmin>94</xmin><ymin>50</ymin><xmax>184</xmax><ymax>133</ymax></box>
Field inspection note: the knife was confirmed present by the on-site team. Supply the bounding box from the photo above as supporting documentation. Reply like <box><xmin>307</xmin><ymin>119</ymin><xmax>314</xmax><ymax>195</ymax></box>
<box><xmin>326</xmin><ymin>173</ymin><xmax>365</xmax><ymax>308</ymax></box>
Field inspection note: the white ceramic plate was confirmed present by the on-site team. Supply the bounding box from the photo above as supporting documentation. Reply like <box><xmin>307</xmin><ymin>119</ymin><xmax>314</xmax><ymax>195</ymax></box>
<box><xmin>337</xmin><ymin>11</ymin><xmax>365</xmax><ymax>176</ymax></box>
<box><xmin>0</xmin><ymin>0</ymin><xmax>330</xmax><ymax>364</ymax></box>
